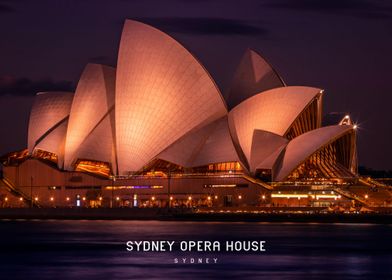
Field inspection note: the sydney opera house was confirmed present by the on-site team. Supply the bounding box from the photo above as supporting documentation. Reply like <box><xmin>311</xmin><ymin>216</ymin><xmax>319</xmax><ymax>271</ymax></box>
<box><xmin>2</xmin><ymin>19</ymin><xmax>377</xmax><ymax>209</ymax></box>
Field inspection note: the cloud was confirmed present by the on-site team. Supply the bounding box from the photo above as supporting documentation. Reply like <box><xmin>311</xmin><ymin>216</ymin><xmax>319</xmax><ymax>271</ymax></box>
<box><xmin>0</xmin><ymin>3</ymin><xmax>15</xmax><ymax>13</ymax></box>
<box><xmin>0</xmin><ymin>0</ymin><xmax>24</xmax><ymax>13</ymax></box>
<box><xmin>0</xmin><ymin>76</ymin><xmax>74</xmax><ymax>96</ymax></box>
<box><xmin>263</xmin><ymin>0</ymin><xmax>392</xmax><ymax>20</ymax></box>
<box><xmin>134</xmin><ymin>17</ymin><xmax>268</xmax><ymax>36</ymax></box>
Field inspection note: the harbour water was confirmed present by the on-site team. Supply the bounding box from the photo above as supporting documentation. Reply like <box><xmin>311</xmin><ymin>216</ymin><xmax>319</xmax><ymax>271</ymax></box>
<box><xmin>0</xmin><ymin>220</ymin><xmax>391</xmax><ymax>279</ymax></box>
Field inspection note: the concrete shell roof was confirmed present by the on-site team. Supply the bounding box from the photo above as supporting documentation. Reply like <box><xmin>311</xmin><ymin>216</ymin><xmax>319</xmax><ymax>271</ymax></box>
<box><xmin>275</xmin><ymin>125</ymin><xmax>355</xmax><ymax>181</ymax></box>
<box><xmin>228</xmin><ymin>86</ymin><xmax>322</xmax><ymax>168</ymax></box>
<box><xmin>157</xmin><ymin>116</ymin><xmax>239</xmax><ymax>168</ymax></box>
<box><xmin>191</xmin><ymin>116</ymin><xmax>239</xmax><ymax>167</ymax></box>
<box><xmin>64</xmin><ymin>63</ymin><xmax>115</xmax><ymax>170</ymax></box>
<box><xmin>28</xmin><ymin>91</ymin><xmax>74</xmax><ymax>154</ymax></box>
<box><xmin>34</xmin><ymin>119</ymin><xmax>68</xmax><ymax>168</ymax></box>
<box><xmin>226</xmin><ymin>49</ymin><xmax>285</xmax><ymax>109</ymax></box>
<box><xmin>72</xmin><ymin>109</ymin><xmax>117</xmax><ymax>172</ymax></box>
<box><xmin>249</xmin><ymin>130</ymin><xmax>288</xmax><ymax>173</ymax></box>
<box><xmin>116</xmin><ymin>20</ymin><xmax>227</xmax><ymax>173</ymax></box>
<box><xmin>157</xmin><ymin>120</ymin><xmax>215</xmax><ymax>168</ymax></box>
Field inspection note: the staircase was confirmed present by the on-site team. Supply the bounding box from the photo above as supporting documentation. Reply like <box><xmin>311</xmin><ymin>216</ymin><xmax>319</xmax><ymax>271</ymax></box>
<box><xmin>242</xmin><ymin>175</ymin><xmax>273</xmax><ymax>190</ymax></box>
<box><xmin>333</xmin><ymin>187</ymin><xmax>372</xmax><ymax>207</ymax></box>
<box><xmin>0</xmin><ymin>177</ymin><xmax>40</xmax><ymax>207</ymax></box>
<box><xmin>359</xmin><ymin>177</ymin><xmax>390</xmax><ymax>189</ymax></box>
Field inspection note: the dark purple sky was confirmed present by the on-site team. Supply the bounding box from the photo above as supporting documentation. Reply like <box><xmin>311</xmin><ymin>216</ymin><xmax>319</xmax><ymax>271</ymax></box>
<box><xmin>0</xmin><ymin>0</ymin><xmax>391</xmax><ymax>170</ymax></box>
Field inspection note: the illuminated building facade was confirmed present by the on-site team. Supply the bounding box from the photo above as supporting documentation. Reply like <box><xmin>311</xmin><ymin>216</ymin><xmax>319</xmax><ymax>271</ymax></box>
<box><xmin>0</xmin><ymin>20</ymin><xmax>362</xmax><ymax>208</ymax></box>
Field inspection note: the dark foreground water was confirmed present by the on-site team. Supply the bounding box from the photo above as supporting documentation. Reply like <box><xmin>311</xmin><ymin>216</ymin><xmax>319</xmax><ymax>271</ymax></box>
<box><xmin>0</xmin><ymin>220</ymin><xmax>391</xmax><ymax>279</ymax></box>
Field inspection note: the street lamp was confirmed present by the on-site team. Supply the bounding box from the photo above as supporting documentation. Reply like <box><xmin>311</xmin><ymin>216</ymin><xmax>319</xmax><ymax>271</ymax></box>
<box><xmin>261</xmin><ymin>194</ymin><xmax>266</xmax><ymax>206</ymax></box>
<box><xmin>30</xmin><ymin>176</ymin><xmax>33</xmax><ymax>208</ymax></box>
<box><xmin>166</xmin><ymin>164</ymin><xmax>173</xmax><ymax>209</ymax></box>
<box><xmin>110</xmin><ymin>175</ymin><xmax>116</xmax><ymax>208</ymax></box>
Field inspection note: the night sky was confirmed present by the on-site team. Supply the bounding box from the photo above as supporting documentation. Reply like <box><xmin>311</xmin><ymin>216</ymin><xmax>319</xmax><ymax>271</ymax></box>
<box><xmin>0</xmin><ymin>0</ymin><xmax>391</xmax><ymax>170</ymax></box>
